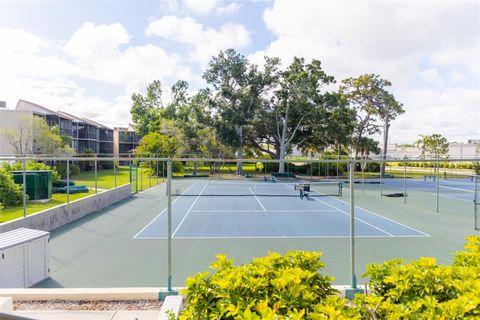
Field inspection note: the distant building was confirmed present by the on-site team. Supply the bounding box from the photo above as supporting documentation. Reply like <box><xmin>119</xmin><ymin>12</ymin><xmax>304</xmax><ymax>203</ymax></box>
<box><xmin>0</xmin><ymin>99</ymin><xmax>127</xmax><ymax>157</ymax></box>
<box><xmin>383</xmin><ymin>142</ymin><xmax>479</xmax><ymax>159</ymax></box>
<box><xmin>113</xmin><ymin>125</ymin><xmax>140</xmax><ymax>158</ymax></box>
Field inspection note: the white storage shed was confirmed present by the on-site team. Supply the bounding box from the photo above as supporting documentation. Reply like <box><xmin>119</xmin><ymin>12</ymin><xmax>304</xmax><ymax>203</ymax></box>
<box><xmin>0</xmin><ymin>228</ymin><xmax>50</xmax><ymax>288</ymax></box>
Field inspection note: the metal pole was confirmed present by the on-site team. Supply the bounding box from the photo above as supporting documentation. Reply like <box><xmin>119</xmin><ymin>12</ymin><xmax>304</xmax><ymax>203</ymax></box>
<box><xmin>361</xmin><ymin>157</ymin><xmax>365</xmax><ymax>193</ymax></box>
<box><xmin>113</xmin><ymin>159</ymin><xmax>117</xmax><ymax>188</ymax></box>
<box><xmin>403</xmin><ymin>159</ymin><xmax>407</xmax><ymax>204</ymax></box>
<box><xmin>22</xmin><ymin>159</ymin><xmax>27</xmax><ymax>218</ymax></box>
<box><xmin>156</xmin><ymin>156</ymin><xmax>159</xmax><ymax>185</ymax></box>
<box><xmin>436</xmin><ymin>158</ymin><xmax>440</xmax><ymax>212</ymax></box>
<box><xmin>474</xmin><ymin>175</ymin><xmax>478</xmax><ymax>230</ymax></box>
<box><xmin>349</xmin><ymin>161</ymin><xmax>357</xmax><ymax>289</ymax></box>
<box><xmin>136</xmin><ymin>161</ymin><xmax>138</xmax><ymax>193</ymax></box>
<box><xmin>379</xmin><ymin>162</ymin><xmax>383</xmax><ymax>197</ymax></box>
<box><xmin>167</xmin><ymin>159</ymin><xmax>173</xmax><ymax>291</ymax></box>
<box><xmin>140</xmin><ymin>161</ymin><xmax>143</xmax><ymax>191</ymax></box>
<box><xmin>66</xmin><ymin>160</ymin><xmax>70</xmax><ymax>204</ymax></box>
<box><xmin>94</xmin><ymin>158</ymin><xmax>98</xmax><ymax>194</ymax></box>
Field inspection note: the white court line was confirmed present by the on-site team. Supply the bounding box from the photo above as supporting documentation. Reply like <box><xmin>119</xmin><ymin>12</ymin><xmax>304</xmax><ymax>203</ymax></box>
<box><xmin>171</xmin><ymin>182</ymin><xmax>208</xmax><ymax>237</ymax></box>
<box><xmin>135</xmin><ymin>234</ymin><xmax>430</xmax><ymax>240</ymax></box>
<box><xmin>312</xmin><ymin>197</ymin><xmax>395</xmax><ymax>237</ymax></box>
<box><xmin>439</xmin><ymin>185</ymin><xmax>474</xmax><ymax>193</ymax></box>
<box><xmin>328</xmin><ymin>193</ymin><xmax>430</xmax><ymax>237</ymax></box>
<box><xmin>282</xmin><ymin>183</ymin><xmax>395</xmax><ymax>237</ymax></box>
<box><xmin>249</xmin><ymin>187</ymin><xmax>266</xmax><ymax>211</ymax></box>
<box><xmin>190</xmin><ymin>209</ymin><xmax>335</xmax><ymax>213</ymax></box>
<box><xmin>133</xmin><ymin>182</ymin><xmax>197</xmax><ymax>239</ymax></box>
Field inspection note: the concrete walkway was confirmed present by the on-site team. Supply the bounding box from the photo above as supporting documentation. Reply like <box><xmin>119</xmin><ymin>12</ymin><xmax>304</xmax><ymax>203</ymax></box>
<box><xmin>13</xmin><ymin>310</ymin><xmax>160</xmax><ymax>320</ymax></box>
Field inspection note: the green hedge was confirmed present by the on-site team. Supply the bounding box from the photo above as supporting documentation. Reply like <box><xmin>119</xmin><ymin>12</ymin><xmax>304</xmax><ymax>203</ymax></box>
<box><xmin>177</xmin><ymin>236</ymin><xmax>480</xmax><ymax>319</ymax></box>
<box><xmin>0</xmin><ymin>168</ymin><xmax>23</xmax><ymax>208</ymax></box>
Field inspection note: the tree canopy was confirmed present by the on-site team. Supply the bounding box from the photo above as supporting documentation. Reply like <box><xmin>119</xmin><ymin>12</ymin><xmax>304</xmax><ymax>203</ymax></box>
<box><xmin>130</xmin><ymin>49</ymin><xmax>407</xmax><ymax>174</ymax></box>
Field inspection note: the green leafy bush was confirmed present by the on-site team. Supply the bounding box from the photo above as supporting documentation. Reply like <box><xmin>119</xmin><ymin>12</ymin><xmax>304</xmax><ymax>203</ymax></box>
<box><xmin>5</xmin><ymin>160</ymin><xmax>61</xmax><ymax>182</ymax></box>
<box><xmin>0</xmin><ymin>168</ymin><xmax>23</xmax><ymax>208</ymax></box>
<box><xmin>178</xmin><ymin>237</ymin><xmax>480</xmax><ymax>319</ymax></box>
<box><xmin>55</xmin><ymin>163</ymin><xmax>80</xmax><ymax>179</ymax></box>
<box><xmin>179</xmin><ymin>251</ymin><xmax>360</xmax><ymax>319</ymax></box>
<box><xmin>354</xmin><ymin>236</ymin><xmax>480</xmax><ymax>319</ymax></box>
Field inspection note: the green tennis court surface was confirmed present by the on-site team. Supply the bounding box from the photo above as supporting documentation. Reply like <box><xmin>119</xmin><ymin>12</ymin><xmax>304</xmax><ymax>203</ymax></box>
<box><xmin>35</xmin><ymin>178</ymin><xmax>479</xmax><ymax>288</ymax></box>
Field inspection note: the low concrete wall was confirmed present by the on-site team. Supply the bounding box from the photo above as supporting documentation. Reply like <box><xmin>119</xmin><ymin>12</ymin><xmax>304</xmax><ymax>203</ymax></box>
<box><xmin>0</xmin><ymin>184</ymin><xmax>132</xmax><ymax>233</ymax></box>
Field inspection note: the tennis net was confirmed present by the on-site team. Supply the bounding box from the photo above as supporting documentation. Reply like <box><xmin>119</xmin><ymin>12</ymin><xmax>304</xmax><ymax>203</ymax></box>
<box><xmin>170</xmin><ymin>181</ymin><xmax>343</xmax><ymax>197</ymax></box>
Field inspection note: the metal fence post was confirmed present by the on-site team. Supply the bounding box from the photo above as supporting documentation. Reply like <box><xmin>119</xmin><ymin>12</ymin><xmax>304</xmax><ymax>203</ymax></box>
<box><xmin>349</xmin><ymin>161</ymin><xmax>357</xmax><ymax>289</ymax></box>
<box><xmin>140</xmin><ymin>161</ymin><xmax>143</xmax><ymax>191</ymax></box>
<box><xmin>113</xmin><ymin>159</ymin><xmax>117</xmax><ymax>188</ymax></box>
<box><xmin>474</xmin><ymin>175</ymin><xmax>478</xmax><ymax>230</ymax></box>
<box><xmin>436</xmin><ymin>158</ymin><xmax>440</xmax><ymax>212</ymax></box>
<box><xmin>156</xmin><ymin>155</ymin><xmax>159</xmax><ymax>185</ymax></box>
<box><xmin>66</xmin><ymin>160</ymin><xmax>70</xmax><ymax>204</ymax></box>
<box><xmin>167</xmin><ymin>159</ymin><xmax>173</xmax><ymax>292</ymax></box>
<box><xmin>403</xmin><ymin>159</ymin><xmax>407</xmax><ymax>204</ymax></box>
<box><xmin>22</xmin><ymin>159</ymin><xmax>27</xmax><ymax>218</ymax></box>
<box><xmin>379</xmin><ymin>161</ymin><xmax>383</xmax><ymax>197</ymax></box>
<box><xmin>94</xmin><ymin>158</ymin><xmax>98</xmax><ymax>194</ymax></box>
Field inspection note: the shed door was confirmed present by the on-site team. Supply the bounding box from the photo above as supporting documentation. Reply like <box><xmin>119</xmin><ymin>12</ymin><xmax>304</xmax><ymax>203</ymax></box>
<box><xmin>27</xmin><ymin>238</ymin><xmax>47</xmax><ymax>286</ymax></box>
<box><xmin>2</xmin><ymin>245</ymin><xmax>25</xmax><ymax>288</ymax></box>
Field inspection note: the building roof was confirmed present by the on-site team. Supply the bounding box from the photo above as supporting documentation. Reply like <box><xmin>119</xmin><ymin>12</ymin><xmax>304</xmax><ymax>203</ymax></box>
<box><xmin>82</xmin><ymin>117</ymin><xmax>112</xmax><ymax>130</ymax></box>
<box><xmin>16</xmin><ymin>99</ymin><xmax>59</xmax><ymax>116</ymax></box>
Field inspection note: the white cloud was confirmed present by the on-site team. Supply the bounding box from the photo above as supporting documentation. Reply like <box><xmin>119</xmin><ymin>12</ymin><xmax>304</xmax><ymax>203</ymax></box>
<box><xmin>65</xmin><ymin>22</ymin><xmax>130</xmax><ymax>66</ymax></box>
<box><xmin>388</xmin><ymin>88</ymin><xmax>480</xmax><ymax>143</ymax></box>
<box><xmin>216</xmin><ymin>2</ymin><xmax>242</xmax><ymax>15</ymax></box>
<box><xmin>146</xmin><ymin>16</ymin><xmax>250</xmax><ymax>66</ymax></box>
<box><xmin>254</xmin><ymin>0</ymin><xmax>480</xmax><ymax>142</ymax></box>
<box><xmin>419</xmin><ymin>68</ymin><xmax>444</xmax><ymax>87</ymax></box>
<box><xmin>182</xmin><ymin>0</ymin><xmax>218</xmax><ymax>15</ymax></box>
<box><xmin>181</xmin><ymin>0</ymin><xmax>241</xmax><ymax>15</ymax></box>
<box><xmin>0</xmin><ymin>24</ymin><xmax>198</xmax><ymax>128</ymax></box>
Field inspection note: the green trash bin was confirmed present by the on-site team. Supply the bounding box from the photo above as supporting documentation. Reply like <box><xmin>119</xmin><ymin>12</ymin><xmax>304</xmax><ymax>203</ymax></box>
<box><xmin>13</xmin><ymin>170</ymin><xmax>52</xmax><ymax>201</ymax></box>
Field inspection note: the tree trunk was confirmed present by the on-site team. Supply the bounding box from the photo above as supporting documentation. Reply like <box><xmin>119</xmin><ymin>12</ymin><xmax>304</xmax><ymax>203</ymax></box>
<box><xmin>278</xmin><ymin>117</ymin><xmax>288</xmax><ymax>173</ymax></box>
<box><xmin>193</xmin><ymin>161</ymin><xmax>197</xmax><ymax>176</ymax></box>
<box><xmin>380</xmin><ymin>119</ymin><xmax>390</xmax><ymax>177</ymax></box>
<box><xmin>235</xmin><ymin>125</ymin><xmax>243</xmax><ymax>176</ymax></box>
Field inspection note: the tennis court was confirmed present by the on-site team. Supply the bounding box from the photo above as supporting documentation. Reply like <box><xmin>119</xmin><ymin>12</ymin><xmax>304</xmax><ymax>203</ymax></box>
<box><xmin>135</xmin><ymin>180</ymin><xmax>428</xmax><ymax>239</ymax></box>
<box><xmin>373</xmin><ymin>177</ymin><xmax>476</xmax><ymax>202</ymax></box>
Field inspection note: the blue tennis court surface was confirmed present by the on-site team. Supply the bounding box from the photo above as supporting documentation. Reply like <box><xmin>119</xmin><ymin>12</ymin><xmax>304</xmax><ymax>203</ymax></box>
<box><xmin>135</xmin><ymin>181</ymin><xmax>428</xmax><ymax>239</ymax></box>
<box><xmin>380</xmin><ymin>178</ymin><xmax>476</xmax><ymax>202</ymax></box>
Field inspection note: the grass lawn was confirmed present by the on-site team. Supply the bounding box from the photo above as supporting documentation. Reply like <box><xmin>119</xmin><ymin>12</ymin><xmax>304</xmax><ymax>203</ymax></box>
<box><xmin>72</xmin><ymin>166</ymin><xmax>163</xmax><ymax>190</ymax></box>
<box><xmin>0</xmin><ymin>190</ymin><xmax>95</xmax><ymax>223</ymax></box>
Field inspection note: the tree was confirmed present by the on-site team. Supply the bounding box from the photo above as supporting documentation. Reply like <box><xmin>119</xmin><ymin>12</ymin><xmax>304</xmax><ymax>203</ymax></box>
<box><xmin>422</xmin><ymin>133</ymin><xmax>449</xmax><ymax>159</ymax></box>
<box><xmin>134</xmin><ymin>132</ymin><xmax>178</xmax><ymax>158</ymax></box>
<box><xmin>298</xmin><ymin>92</ymin><xmax>356</xmax><ymax>159</ymax></box>
<box><xmin>271</xmin><ymin>58</ymin><xmax>335</xmax><ymax>172</ymax></box>
<box><xmin>340</xmin><ymin>74</ymin><xmax>404</xmax><ymax>176</ymax></box>
<box><xmin>0</xmin><ymin>115</ymin><xmax>74</xmax><ymax>155</ymax></box>
<box><xmin>130</xmin><ymin>80</ymin><xmax>163</xmax><ymax>137</ymax></box>
<box><xmin>203</xmin><ymin>49</ymin><xmax>275</xmax><ymax>175</ymax></box>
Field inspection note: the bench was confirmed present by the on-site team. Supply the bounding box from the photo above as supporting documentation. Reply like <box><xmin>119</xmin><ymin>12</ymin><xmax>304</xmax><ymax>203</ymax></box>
<box><xmin>264</xmin><ymin>176</ymin><xmax>277</xmax><ymax>182</ymax></box>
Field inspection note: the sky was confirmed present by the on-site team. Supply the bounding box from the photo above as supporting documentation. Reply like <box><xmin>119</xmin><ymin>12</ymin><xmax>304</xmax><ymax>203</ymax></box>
<box><xmin>0</xmin><ymin>0</ymin><xmax>479</xmax><ymax>144</ymax></box>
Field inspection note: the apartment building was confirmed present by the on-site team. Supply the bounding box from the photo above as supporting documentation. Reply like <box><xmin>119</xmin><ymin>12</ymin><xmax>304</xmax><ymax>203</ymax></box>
<box><xmin>113</xmin><ymin>125</ymin><xmax>139</xmax><ymax>157</ymax></box>
<box><xmin>0</xmin><ymin>100</ymin><xmax>118</xmax><ymax>156</ymax></box>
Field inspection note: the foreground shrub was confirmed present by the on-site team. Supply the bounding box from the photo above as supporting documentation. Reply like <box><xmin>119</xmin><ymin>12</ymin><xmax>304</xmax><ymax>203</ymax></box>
<box><xmin>0</xmin><ymin>168</ymin><xmax>23</xmax><ymax>208</ymax></box>
<box><xmin>4</xmin><ymin>160</ymin><xmax>61</xmax><ymax>182</ymax></box>
<box><xmin>354</xmin><ymin>236</ymin><xmax>480</xmax><ymax>319</ymax></box>
<box><xmin>178</xmin><ymin>237</ymin><xmax>480</xmax><ymax>319</ymax></box>
<box><xmin>179</xmin><ymin>251</ymin><xmax>361</xmax><ymax>319</ymax></box>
